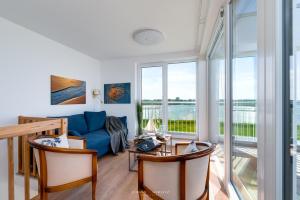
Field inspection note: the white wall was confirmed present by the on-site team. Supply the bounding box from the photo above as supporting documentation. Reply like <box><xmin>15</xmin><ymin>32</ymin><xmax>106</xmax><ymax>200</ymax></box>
<box><xmin>100</xmin><ymin>59</ymin><xmax>137</xmax><ymax>139</ymax></box>
<box><xmin>0</xmin><ymin>17</ymin><xmax>101</xmax><ymax>199</ymax></box>
<box><xmin>100</xmin><ymin>51</ymin><xmax>208</xmax><ymax>140</ymax></box>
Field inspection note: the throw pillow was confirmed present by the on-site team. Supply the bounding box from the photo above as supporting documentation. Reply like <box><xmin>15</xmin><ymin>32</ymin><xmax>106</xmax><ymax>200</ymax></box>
<box><xmin>35</xmin><ymin>134</ymin><xmax>69</xmax><ymax>148</ymax></box>
<box><xmin>183</xmin><ymin>140</ymin><xmax>199</xmax><ymax>154</ymax></box>
<box><xmin>84</xmin><ymin>111</ymin><xmax>106</xmax><ymax>131</ymax></box>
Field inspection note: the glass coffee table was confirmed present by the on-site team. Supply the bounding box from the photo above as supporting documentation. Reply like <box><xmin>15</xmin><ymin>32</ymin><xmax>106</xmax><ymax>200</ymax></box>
<box><xmin>128</xmin><ymin>134</ymin><xmax>173</xmax><ymax>172</ymax></box>
<box><xmin>128</xmin><ymin>144</ymin><xmax>163</xmax><ymax>172</ymax></box>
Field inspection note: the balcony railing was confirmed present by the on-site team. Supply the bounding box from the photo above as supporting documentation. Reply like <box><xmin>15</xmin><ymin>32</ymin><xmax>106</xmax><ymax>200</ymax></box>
<box><xmin>142</xmin><ymin>101</ymin><xmax>197</xmax><ymax>134</ymax></box>
<box><xmin>218</xmin><ymin>101</ymin><xmax>257</xmax><ymax>142</ymax></box>
<box><xmin>142</xmin><ymin>100</ymin><xmax>259</xmax><ymax>142</ymax></box>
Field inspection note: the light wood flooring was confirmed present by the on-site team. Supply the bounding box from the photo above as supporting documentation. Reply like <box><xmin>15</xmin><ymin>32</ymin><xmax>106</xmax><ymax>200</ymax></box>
<box><xmin>48</xmin><ymin>149</ymin><xmax>228</xmax><ymax>200</ymax></box>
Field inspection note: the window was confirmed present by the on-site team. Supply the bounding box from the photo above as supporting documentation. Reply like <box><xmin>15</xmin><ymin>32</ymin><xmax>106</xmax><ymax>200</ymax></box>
<box><xmin>230</xmin><ymin>0</ymin><xmax>258</xmax><ymax>199</ymax></box>
<box><xmin>141</xmin><ymin>66</ymin><xmax>163</xmax><ymax>130</ymax></box>
<box><xmin>168</xmin><ymin>62</ymin><xmax>197</xmax><ymax>133</ymax></box>
<box><xmin>140</xmin><ymin>61</ymin><xmax>197</xmax><ymax>135</ymax></box>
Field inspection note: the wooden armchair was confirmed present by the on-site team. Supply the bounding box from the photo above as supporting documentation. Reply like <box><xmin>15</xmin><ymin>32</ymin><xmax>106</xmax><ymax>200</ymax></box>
<box><xmin>137</xmin><ymin>142</ymin><xmax>215</xmax><ymax>200</ymax></box>
<box><xmin>28</xmin><ymin>136</ymin><xmax>98</xmax><ymax>200</ymax></box>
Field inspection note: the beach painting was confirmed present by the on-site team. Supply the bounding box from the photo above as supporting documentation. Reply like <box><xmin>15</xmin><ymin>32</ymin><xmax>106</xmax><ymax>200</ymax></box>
<box><xmin>51</xmin><ymin>75</ymin><xmax>86</xmax><ymax>105</ymax></box>
<box><xmin>104</xmin><ymin>83</ymin><xmax>131</xmax><ymax>104</ymax></box>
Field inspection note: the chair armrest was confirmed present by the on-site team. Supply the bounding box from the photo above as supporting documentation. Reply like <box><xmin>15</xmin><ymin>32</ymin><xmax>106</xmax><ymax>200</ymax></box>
<box><xmin>31</xmin><ymin>141</ymin><xmax>96</xmax><ymax>155</ymax></box>
<box><xmin>175</xmin><ymin>142</ymin><xmax>211</xmax><ymax>155</ymax></box>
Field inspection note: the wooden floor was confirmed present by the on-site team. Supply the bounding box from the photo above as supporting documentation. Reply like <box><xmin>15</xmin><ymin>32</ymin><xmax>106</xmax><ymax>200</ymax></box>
<box><xmin>48</xmin><ymin>150</ymin><xmax>228</xmax><ymax>200</ymax></box>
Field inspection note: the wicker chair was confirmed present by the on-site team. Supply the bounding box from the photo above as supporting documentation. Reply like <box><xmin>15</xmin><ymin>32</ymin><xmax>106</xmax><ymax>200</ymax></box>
<box><xmin>137</xmin><ymin>142</ymin><xmax>215</xmax><ymax>200</ymax></box>
<box><xmin>28</xmin><ymin>135</ymin><xmax>98</xmax><ymax>200</ymax></box>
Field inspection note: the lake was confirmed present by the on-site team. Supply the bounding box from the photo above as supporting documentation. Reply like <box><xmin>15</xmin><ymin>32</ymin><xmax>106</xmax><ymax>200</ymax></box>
<box><xmin>143</xmin><ymin>102</ymin><xmax>257</xmax><ymax>123</ymax></box>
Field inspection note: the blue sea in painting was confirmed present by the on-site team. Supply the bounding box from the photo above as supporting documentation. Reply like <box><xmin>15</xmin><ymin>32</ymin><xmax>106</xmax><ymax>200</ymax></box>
<box><xmin>51</xmin><ymin>82</ymin><xmax>86</xmax><ymax>105</ymax></box>
<box><xmin>104</xmin><ymin>83</ymin><xmax>131</xmax><ymax>104</ymax></box>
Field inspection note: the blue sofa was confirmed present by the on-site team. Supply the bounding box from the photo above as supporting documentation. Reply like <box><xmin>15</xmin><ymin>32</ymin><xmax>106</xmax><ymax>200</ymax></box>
<box><xmin>55</xmin><ymin>111</ymin><xmax>127</xmax><ymax>157</ymax></box>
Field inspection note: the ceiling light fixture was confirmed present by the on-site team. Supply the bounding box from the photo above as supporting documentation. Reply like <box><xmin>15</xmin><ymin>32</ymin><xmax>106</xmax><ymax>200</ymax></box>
<box><xmin>133</xmin><ymin>29</ymin><xmax>165</xmax><ymax>45</ymax></box>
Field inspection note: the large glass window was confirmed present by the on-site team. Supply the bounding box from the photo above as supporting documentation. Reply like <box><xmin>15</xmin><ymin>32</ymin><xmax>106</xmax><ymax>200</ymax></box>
<box><xmin>141</xmin><ymin>61</ymin><xmax>197</xmax><ymax>135</ymax></box>
<box><xmin>168</xmin><ymin>62</ymin><xmax>197</xmax><ymax>134</ymax></box>
<box><xmin>141</xmin><ymin>66</ymin><xmax>163</xmax><ymax>131</ymax></box>
<box><xmin>231</xmin><ymin>0</ymin><xmax>258</xmax><ymax>199</ymax></box>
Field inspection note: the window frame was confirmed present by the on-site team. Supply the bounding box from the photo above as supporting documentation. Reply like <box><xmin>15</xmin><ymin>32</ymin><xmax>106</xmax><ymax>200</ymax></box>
<box><xmin>137</xmin><ymin>59</ymin><xmax>199</xmax><ymax>138</ymax></box>
<box><xmin>207</xmin><ymin>12</ymin><xmax>225</xmax><ymax>143</ymax></box>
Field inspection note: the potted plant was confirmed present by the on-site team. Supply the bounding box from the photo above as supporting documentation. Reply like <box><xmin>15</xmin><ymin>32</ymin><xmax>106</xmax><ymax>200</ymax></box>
<box><xmin>136</xmin><ymin>102</ymin><xmax>143</xmax><ymax>136</ymax></box>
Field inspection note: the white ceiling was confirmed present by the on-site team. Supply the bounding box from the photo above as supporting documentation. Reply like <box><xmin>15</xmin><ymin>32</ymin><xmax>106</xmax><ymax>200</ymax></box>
<box><xmin>0</xmin><ymin>0</ymin><xmax>203</xmax><ymax>60</ymax></box>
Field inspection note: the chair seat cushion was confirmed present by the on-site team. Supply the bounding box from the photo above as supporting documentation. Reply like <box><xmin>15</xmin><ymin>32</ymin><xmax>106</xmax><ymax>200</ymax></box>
<box><xmin>84</xmin><ymin>111</ymin><xmax>106</xmax><ymax>132</ymax></box>
<box><xmin>83</xmin><ymin>129</ymin><xmax>111</xmax><ymax>157</ymax></box>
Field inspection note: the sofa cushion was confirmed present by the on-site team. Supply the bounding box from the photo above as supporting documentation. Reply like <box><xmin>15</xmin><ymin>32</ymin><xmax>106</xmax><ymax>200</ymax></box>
<box><xmin>67</xmin><ymin>114</ymin><xmax>88</xmax><ymax>134</ymax></box>
<box><xmin>84</xmin><ymin>111</ymin><xmax>106</xmax><ymax>132</ymax></box>
<box><xmin>49</xmin><ymin>114</ymin><xmax>88</xmax><ymax>135</ymax></box>
<box><xmin>83</xmin><ymin>129</ymin><xmax>111</xmax><ymax>157</ymax></box>
<box><xmin>68</xmin><ymin>130</ymin><xmax>82</xmax><ymax>137</ymax></box>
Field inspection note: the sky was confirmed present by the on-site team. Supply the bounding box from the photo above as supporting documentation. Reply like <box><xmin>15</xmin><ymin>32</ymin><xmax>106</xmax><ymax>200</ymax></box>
<box><xmin>232</xmin><ymin>57</ymin><xmax>257</xmax><ymax>100</ymax></box>
<box><xmin>142</xmin><ymin>59</ymin><xmax>257</xmax><ymax>101</ymax></box>
<box><xmin>142</xmin><ymin>62</ymin><xmax>196</xmax><ymax>100</ymax></box>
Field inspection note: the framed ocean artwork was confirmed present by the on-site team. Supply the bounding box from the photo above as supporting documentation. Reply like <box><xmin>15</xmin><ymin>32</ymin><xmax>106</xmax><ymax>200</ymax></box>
<box><xmin>51</xmin><ymin>75</ymin><xmax>86</xmax><ymax>105</ymax></box>
<box><xmin>104</xmin><ymin>83</ymin><xmax>131</xmax><ymax>104</ymax></box>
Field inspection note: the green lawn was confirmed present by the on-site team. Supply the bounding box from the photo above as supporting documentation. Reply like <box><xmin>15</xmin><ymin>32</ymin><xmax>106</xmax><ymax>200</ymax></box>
<box><xmin>168</xmin><ymin>120</ymin><xmax>196</xmax><ymax>133</ymax></box>
<box><xmin>142</xmin><ymin>119</ymin><xmax>196</xmax><ymax>133</ymax></box>
<box><xmin>219</xmin><ymin>122</ymin><xmax>256</xmax><ymax>138</ymax></box>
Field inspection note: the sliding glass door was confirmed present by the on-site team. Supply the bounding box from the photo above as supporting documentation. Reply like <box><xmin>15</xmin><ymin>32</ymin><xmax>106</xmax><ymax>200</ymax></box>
<box><xmin>285</xmin><ymin>0</ymin><xmax>300</xmax><ymax>199</ymax></box>
<box><xmin>140</xmin><ymin>61</ymin><xmax>197</xmax><ymax>135</ymax></box>
<box><xmin>292</xmin><ymin>0</ymin><xmax>300</xmax><ymax>197</ymax></box>
<box><xmin>230</xmin><ymin>0</ymin><xmax>258</xmax><ymax>199</ymax></box>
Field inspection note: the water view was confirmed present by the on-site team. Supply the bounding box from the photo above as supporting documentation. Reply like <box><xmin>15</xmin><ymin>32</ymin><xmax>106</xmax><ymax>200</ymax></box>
<box><xmin>142</xmin><ymin>99</ymin><xmax>259</xmax><ymax>140</ymax></box>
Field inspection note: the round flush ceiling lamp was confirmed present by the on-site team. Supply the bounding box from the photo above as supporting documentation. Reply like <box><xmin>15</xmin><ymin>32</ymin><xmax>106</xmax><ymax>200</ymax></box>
<box><xmin>133</xmin><ymin>29</ymin><xmax>165</xmax><ymax>45</ymax></box>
